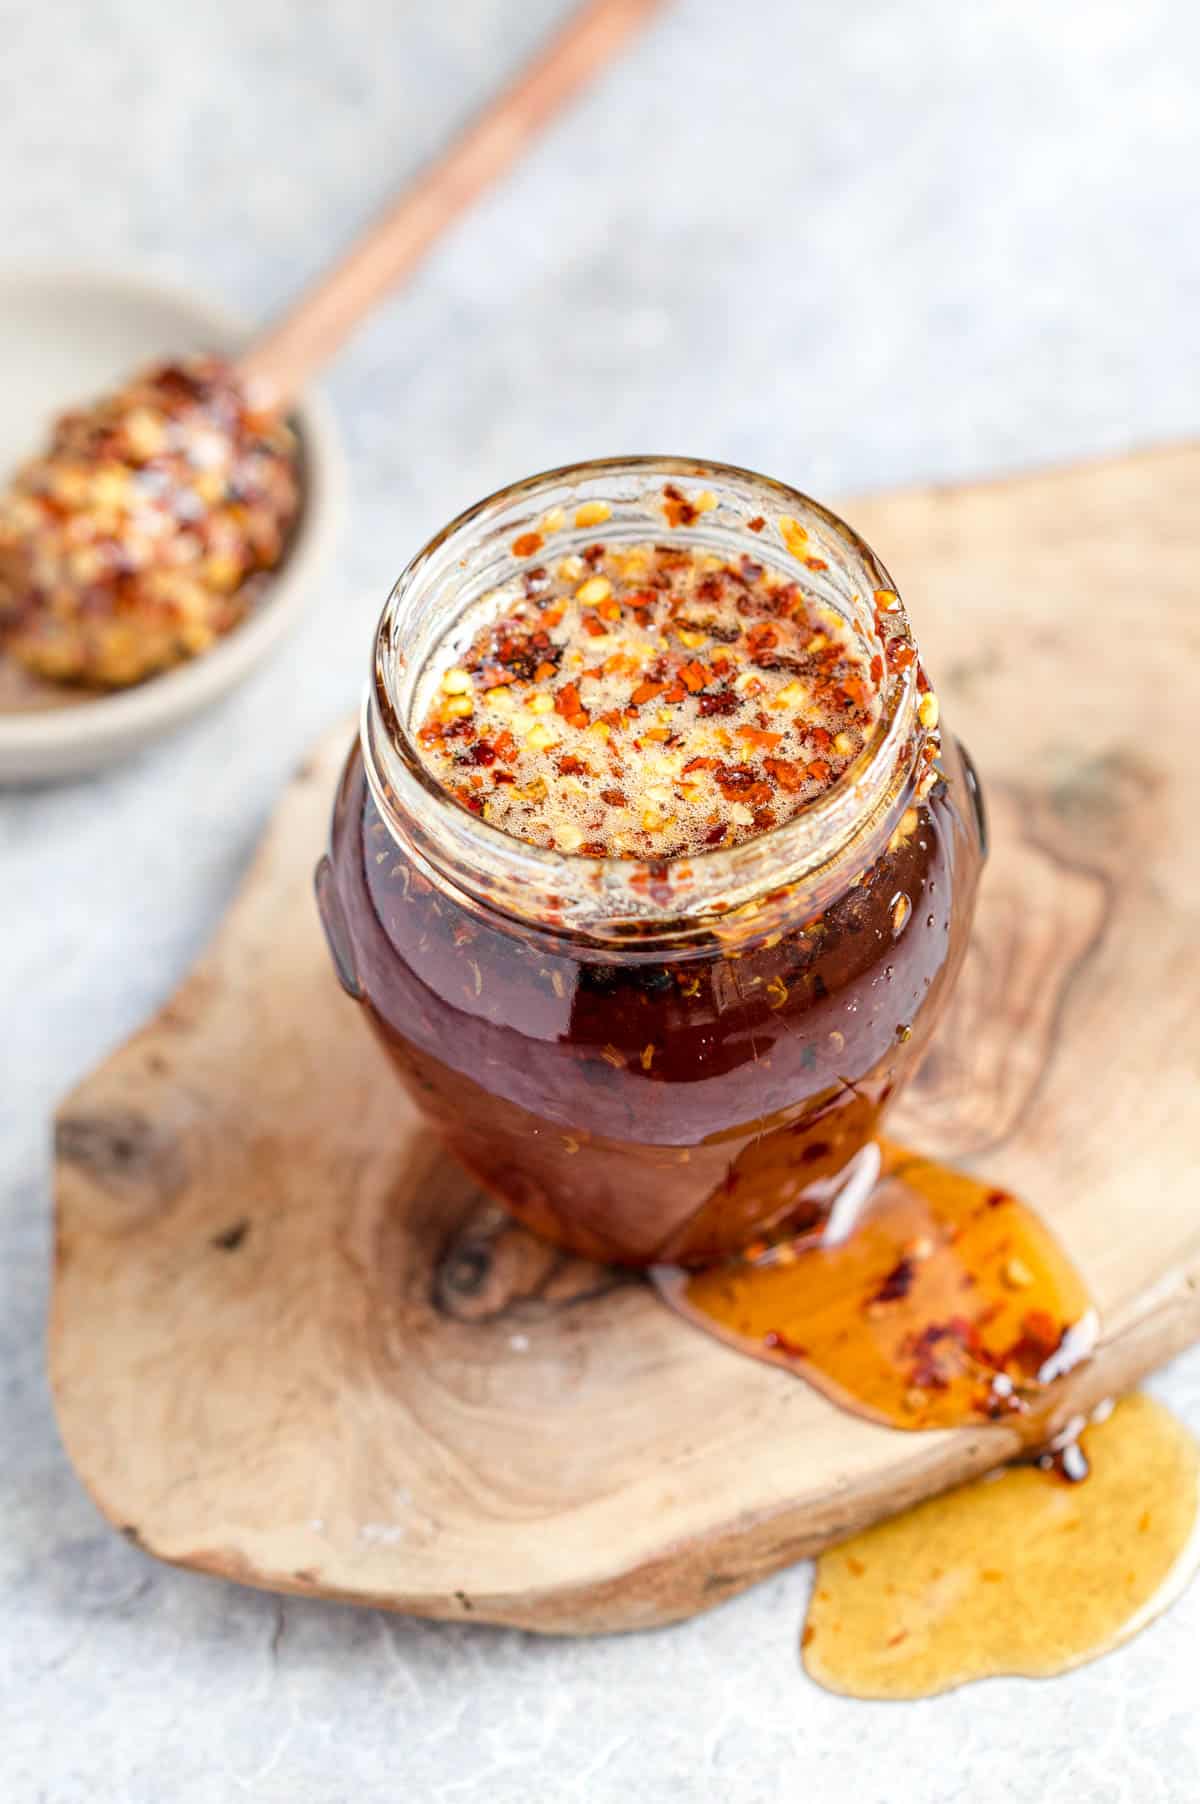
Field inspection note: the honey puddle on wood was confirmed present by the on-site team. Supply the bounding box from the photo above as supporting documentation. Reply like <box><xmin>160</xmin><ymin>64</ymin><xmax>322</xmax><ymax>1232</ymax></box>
<box><xmin>655</xmin><ymin>1146</ymin><xmax>1199</xmax><ymax>1694</ymax></box>
<box><xmin>802</xmin><ymin>1393</ymin><xmax>1200</xmax><ymax>1698</ymax></box>
<box><xmin>653</xmin><ymin>1142</ymin><xmax>1097</xmax><ymax>1433</ymax></box>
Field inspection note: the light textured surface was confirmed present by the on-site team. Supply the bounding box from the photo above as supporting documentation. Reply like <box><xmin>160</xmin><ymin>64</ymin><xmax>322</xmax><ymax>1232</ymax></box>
<box><xmin>2</xmin><ymin>0</ymin><xmax>1199</xmax><ymax>1798</ymax></box>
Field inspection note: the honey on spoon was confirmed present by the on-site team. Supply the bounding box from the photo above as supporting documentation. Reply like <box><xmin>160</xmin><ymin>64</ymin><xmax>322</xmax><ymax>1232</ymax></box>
<box><xmin>0</xmin><ymin>357</ymin><xmax>298</xmax><ymax>687</ymax></box>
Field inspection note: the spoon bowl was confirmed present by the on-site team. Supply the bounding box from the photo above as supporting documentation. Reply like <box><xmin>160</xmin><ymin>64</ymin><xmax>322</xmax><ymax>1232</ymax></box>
<box><xmin>0</xmin><ymin>265</ymin><xmax>342</xmax><ymax>783</ymax></box>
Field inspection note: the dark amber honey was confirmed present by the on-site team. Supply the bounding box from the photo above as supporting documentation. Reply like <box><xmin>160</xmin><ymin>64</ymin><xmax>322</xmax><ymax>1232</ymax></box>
<box><xmin>325</xmin><ymin>737</ymin><xmax>982</xmax><ymax>1267</ymax></box>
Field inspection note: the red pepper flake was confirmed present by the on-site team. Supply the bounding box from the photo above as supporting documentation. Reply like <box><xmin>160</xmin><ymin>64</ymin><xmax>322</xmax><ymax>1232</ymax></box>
<box><xmin>698</xmin><ymin>688</ymin><xmax>739</xmax><ymax>717</ymax></box>
<box><xmin>736</xmin><ymin>724</ymin><xmax>783</xmax><ymax>750</ymax></box>
<box><xmin>716</xmin><ymin>770</ymin><xmax>772</xmax><ymax>806</ymax></box>
<box><xmin>511</xmin><ymin>531</ymin><xmax>543</xmax><ymax>558</ymax></box>
<box><xmin>764</xmin><ymin>756</ymin><xmax>804</xmax><ymax>792</ymax></box>
<box><xmin>631</xmin><ymin>679</ymin><xmax>667</xmax><ymax>706</ymax></box>
<box><xmin>555</xmin><ymin>681</ymin><xmax>587</xmax><ymax>722</ymax></box>
<box><xmin>870</xmin><ymin>654</ymin><xmax>884</xmax><ymax>685</ymax></box>
<box><xmin>902</xmin><ymin>1319</ymin><xmax>978</xmax><ymax>1392</ymax></box>
<box><xmin>662</xmin><ymin>483</ymin><xmax>697</xmax><ymax>527</ymax></box>
<box><xmin>887</xmin><ymin>639</ymin><xmax>917</xmax><ymax>671</ymax></box>
<box><xmin>804</xmin><ymin>556</ymin><xmax>829</xmax><ymax>572</ymax></box>
<box><xmin>868</xmin><ymin>1255</ymin><xmax>917</xmax><ymax>1307</ymax></box>
<box><xmin>1001</xmin><ymin>1309</ymin><xmax>1065</xmax><ymax>1380</ymax></box>
<box><xmin>746</xmin><ymin>515</ymin><xmax>766</xmax><ymax>534</ymax></box>
<box><xmin>764</xmin><ymin>1328</ymin><xmax>808</xmax><ymax>1357</ymax></box>
<box><xmin>712</xmin><ymin>762</ymin><xmax>756</xmax><ymax>795</ymax></box>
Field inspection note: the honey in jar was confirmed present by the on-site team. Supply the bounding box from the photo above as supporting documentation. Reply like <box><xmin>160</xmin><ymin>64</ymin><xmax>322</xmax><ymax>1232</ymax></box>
<box><xmin>317</xmin><ymin>458</ymin><xmax>986</xmax><ymax>1268</ymax></box>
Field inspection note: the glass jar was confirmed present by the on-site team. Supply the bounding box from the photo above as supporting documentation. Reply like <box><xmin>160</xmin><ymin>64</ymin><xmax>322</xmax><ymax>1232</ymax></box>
<box><xmin>316</xmin><ymin>458</ymin><xmax>986</xmax><ymax>1267</ymax></box>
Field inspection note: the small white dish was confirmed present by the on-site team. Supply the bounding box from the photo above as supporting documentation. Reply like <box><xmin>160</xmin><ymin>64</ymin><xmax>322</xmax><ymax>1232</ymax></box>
<box><xmin>0</xmin><ymin>265</ymin><xmax>343</xmax><ymax>783</ymax></box>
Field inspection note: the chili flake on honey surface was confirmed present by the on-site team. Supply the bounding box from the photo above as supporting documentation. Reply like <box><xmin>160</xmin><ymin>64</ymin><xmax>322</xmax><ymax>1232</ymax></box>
<box><xmin>415</xmin><ymin>540</ymin><xmax>891</xmax><ymax>859</ymax></box>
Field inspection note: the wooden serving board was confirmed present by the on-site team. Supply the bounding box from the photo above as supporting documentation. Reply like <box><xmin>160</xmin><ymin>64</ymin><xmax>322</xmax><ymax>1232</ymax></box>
<box><xmin>50</xmin><ymin>446</ymin><xmax>1200</xmax><ymax>1633</ymax></box>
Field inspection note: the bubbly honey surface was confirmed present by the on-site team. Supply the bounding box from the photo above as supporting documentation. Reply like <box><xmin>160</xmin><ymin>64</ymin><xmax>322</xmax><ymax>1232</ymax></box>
<box><xmin>654</xmin><ymin>1143</ymin><xmax>1097</xmax><ymax>1431</ymax></box>
<box><xmin>802</xmin><ymin>1393</ymin><xmax>1200</xmax><ymax>1698</ymax></box>
<box><xmin>415</xmin><ymin>538</ymin><xmax>891</xmax><ymax>858</ymax></box>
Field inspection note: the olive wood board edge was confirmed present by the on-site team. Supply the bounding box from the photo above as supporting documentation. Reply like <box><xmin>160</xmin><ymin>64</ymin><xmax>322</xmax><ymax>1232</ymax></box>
<box><xmin>49</xmin><ymin>443</ymin><xmax>1200</xmax><ymax>1633</ymax></box>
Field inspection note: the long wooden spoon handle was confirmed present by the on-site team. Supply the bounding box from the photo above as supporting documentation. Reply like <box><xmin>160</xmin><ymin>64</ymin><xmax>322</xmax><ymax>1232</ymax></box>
<box><xmin>239</xmin><ymin>0</ymin><xmax>667</xmax><ymax>409</ymax></box>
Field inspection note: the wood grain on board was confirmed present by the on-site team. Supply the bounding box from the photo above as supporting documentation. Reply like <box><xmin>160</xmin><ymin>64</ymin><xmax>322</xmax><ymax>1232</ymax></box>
<box><xmin>50</xmin><ymin>445</ymin><xmax>1200</xmax><ymax>1632</ymax></box>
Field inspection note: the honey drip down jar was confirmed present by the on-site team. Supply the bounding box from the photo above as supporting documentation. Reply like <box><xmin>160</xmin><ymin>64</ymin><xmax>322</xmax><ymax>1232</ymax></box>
<box><xmin>316</xmin><ymin>458</ymin><xmax>987</xmax><ymax>1267</ymax></box>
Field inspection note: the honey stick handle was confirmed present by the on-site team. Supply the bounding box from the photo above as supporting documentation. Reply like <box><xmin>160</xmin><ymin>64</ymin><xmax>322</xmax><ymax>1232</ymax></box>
<box><xmin>238</xmin><ymin>0</ymin><xmax>667</xmax><ymax>409</ymax></box>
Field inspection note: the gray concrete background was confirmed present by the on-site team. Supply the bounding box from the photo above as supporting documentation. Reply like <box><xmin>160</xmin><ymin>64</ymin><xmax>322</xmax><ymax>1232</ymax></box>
<box><xmin>3</xmin><ymin>1</ymin><xmax>1199</xmax><ymax>1798</ymax></box>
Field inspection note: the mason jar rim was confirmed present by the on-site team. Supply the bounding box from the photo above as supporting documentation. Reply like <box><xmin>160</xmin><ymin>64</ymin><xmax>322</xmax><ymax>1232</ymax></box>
<box><xmin>362</xmin><ymin>455</ymin><xmax>922</xmax><ymax>949</ymax></box>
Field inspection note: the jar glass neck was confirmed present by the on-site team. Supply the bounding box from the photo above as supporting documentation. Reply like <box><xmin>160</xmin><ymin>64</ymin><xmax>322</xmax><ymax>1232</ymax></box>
<box><xmin>363</xmin><ymin>457</ymin><xmax>921</xmax><ymax>954</ymax></box>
